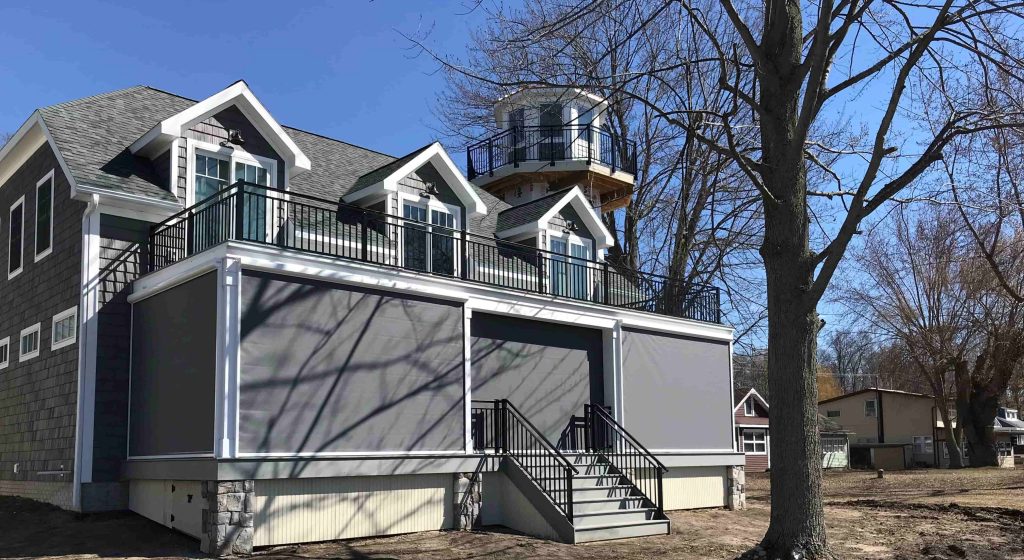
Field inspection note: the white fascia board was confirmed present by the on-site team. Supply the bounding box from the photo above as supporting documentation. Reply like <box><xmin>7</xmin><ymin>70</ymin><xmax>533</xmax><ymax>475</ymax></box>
<box><xmin>733</xmin><ymin>388</ymin><xmax>770</xmax><ymax>412</ymax></box>
<box><xmin>73</xmin><ymin>183</ymin><xmax>183</xmax><ymax>219</ymax></box>
<box><xmin>0</xmin><ymin>113</ymin><xmax>47</xmax><ymax>188</ymax></box>
<box><xmin>129</xmin><ymin>82</ymin><xmax>311</xmax><ymax>175</ymax></box>
<box><xmin>344</xmin><ymin>143</ymin><xmax>487</xmax><ymax>216</ymax></box>
<box><xmin>538</xmin><ymin>186</ymin><xmax>614</xmax><ymax>249</ymax></box>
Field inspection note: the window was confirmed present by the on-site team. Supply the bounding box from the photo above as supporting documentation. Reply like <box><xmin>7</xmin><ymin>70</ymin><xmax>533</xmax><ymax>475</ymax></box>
<box><xmin>51</xmin><ymin>306</ymin><xmax>78</xmax><ymax>350</ymax></box>
<box><xmin>742</xmin><ymin>430</ymin><xmax>767</xmax><ymax>454</ymax></box>
<box><xmin>0</xmin><ymin>337</ymin><xmax>8</xmax><ymax>369</ymax></box>
<box><xmin>865</xmin><ymin>399</ymin><xmax>877</xmax><ymax>418</ymax></box>
<box><xmin>744</xmin><ymin>399</ymin><xmax>755</xmax><ymax>416</ymax></box>
<box><xmin>192</xmin><ymin>148</ymin><xmax>275</xmax><ymax>247</ymax></box>
<box><xmin>194</xmin><ymin>153</ymin><xmax>231</xmax><ymax>202</ymax></box>
<box><xmin>539</xmin><ymin>103</ymin><xmax>565</xmax><ymax>161</ymax></box>
<box><xmin>549</xmin><ymin>232</ymin><xmax>593</xmax><ymax>300</ymax></box>
<box><xmin>19</xmin><ymin>323</ymin><xmax>40</xmax><ymax>362</ymax></box>
<box><xmin>35</xmin><ymin>171</ymin><xmax>54</xmax><ymax>261</ymax></box>
<box><xmin>401</xmin><ymin>200</ymin><xmax>457</xmax><ymax>276</ymax></box>
<box><xmin>913</xmin><ymin>436</ymin><xmax>933</xmax><ymax>454</ymax></box>
<box><xmin>822</xmin><ymin>437</ymin><xmax>846</xmax><ymax>454</ymax></box>
<box><xmin>826</xmin><ymin>410</ymin><xmax>841</xmax><ymax>418</ymax></box>
<box><xmin>9</xmin><ymin>196</ymin><xmax>24</xmax><ymax>278</ymax></box>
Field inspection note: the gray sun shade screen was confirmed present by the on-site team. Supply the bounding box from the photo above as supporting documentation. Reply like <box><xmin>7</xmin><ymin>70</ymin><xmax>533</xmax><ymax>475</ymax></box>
<box><xmin>129</xmin><ymin>272</ymin><xmax>218</xmax><ymax>457</ymax></box>
<box><xmin>470</xmin><ymin>313</ymin><xmax>604</xmax><ymax>445</ymax></box>
<box><xmin>238</xmin><ymin>271</ymin><xmax>465</xmax><ymax>454</ymax></box>
<box><xmin>621</xmin><ymin>327</ymin><xmax>733</xmax><ymax>450</ymax></box>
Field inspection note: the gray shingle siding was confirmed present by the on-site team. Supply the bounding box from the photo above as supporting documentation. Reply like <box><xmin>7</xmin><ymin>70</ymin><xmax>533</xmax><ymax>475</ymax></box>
<box><xmin>94</xmin><ymin>215</ymin><xmax>151</xmax><ymax>482</ymax></box>
<box><xmin>0</xmin><ymin>142</ymin><xmax>85</xmax><ymax>486</ymax></box>
<box><xmin>187</xmin><ymin>106</ymin><xmax>286</xmax><ymax>189</ymax></box>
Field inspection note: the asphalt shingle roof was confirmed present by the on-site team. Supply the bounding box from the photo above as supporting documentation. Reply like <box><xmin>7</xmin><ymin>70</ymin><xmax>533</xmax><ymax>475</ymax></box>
<box><xmin>495</xmin><ymin>188</ymin><xmax>573</xmax><ymax>232</ymax></box>
<box><xmin>31</xmin><ymin>85</ymin><xmax>547</xmax><ymax>239</ymax></box>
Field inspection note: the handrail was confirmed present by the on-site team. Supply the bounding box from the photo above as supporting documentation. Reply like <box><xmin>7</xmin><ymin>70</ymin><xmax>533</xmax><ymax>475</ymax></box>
<box><xmin>146</xmin><ymin>181</ymin><xmax>722</xmax><ymax>323</ymax></box>
<box><xmin>590</xmin><ymin>405</ymin><xmax>667</xmax><ymax>473</ymax></box>
<box><xmin>471</xmin><ymin>399</ymin><xmax>577</xmax><ymax>522</ymax></box>
<box><xmin>586</xmin><ymin>404</ymin><xmax>667</xmax><ymax>518</ymax></box>
<box><xmin>501</xmin><ymin>400</ymin><xmax>579</xmax><ymax>474</ymax></box>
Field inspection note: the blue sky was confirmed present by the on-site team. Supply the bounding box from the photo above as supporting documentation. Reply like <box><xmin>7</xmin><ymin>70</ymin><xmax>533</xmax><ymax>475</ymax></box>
<box><xmin>0</xmin><ymin>0</ymin><xmax>482</xmax><ymax>156</ymax></box>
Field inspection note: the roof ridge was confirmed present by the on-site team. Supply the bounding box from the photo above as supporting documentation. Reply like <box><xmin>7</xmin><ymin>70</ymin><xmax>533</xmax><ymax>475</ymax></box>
<box><xmin>39</xmin><ymin>85</ymin><xmax>152</xmax><ymax>112</ymax></box>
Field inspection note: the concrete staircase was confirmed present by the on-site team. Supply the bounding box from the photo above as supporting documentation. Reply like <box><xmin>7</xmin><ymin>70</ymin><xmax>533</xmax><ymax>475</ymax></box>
<box><xmin>534</xmin><ymin>454</ymin><xmax>670</xmax><ymax>543</ymax></box>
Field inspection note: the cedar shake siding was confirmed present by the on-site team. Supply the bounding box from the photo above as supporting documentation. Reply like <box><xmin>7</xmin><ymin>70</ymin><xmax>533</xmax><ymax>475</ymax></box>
<box><xmin>0</xmin><ymin>143</ymin><xmax>85</xmax><ymax>506</ymax></box>
<box><xmin>93</xmin><ymin>215</ymin><xmax>151</xmax><ymax>481</ymax></box>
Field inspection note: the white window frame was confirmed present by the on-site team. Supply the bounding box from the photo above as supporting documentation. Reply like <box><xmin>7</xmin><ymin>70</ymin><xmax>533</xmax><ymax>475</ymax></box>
<box><xmin>34</xmin><ymin>170</ymin><xmax>54</xmax><ymax>262</ymax></box>
<box><xmin>742</xmin><ymin>429</ymin><xmax>767</xmax><ymax>454</ymax></box>
<box><xmin>396</xmin><ymin>191</ymin><xmax>462</xmax><ymax>275</ymax></box>
<box><xmin>865</xmin><ymin>399</ymin><xmax>877</xmax><ymax>418</ymax></box>
<box><xmin>187</xmin><ymin>139</ymin><xmax>278</xmax><ymax>199</ymax></box>
<box><xmin>19</xmin><ymin>323</ymin><xmax>41</xmax><ymax>362</ymax></box>
<box><xmin>51</xmin><ymin>306</ymin><xmax>78</xmax><ymax>350</ymax></box>
<box><xmin>8</xmin><ymin>195</ymin><xmax>25</xmax><ymax>280</ymax></box>
<box><xmin>744</xmin><ymin>399</ymin><xmax>755</xmax><ymax>417</ymax></box>
<box><xmin>546</xmin><ymin>229</ymin><xmax>594</xmax><ymax>298</ymax></box>
<box><xmin>0</xmin><ymin>336</ymin><xmax>9</xmax><ymax>369</ymax></box>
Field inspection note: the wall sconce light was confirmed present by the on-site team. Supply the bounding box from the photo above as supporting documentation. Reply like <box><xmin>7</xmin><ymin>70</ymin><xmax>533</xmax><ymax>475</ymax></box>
<box><xmin>423</xmin><ymin>182</ymin><xmax>440</xmax><ymax>197</ymax></box>
<box><xmin>563</xmin><ymin>219</ymin><xmax>579</xmax><ymax>233</ymax></box>
<box><xmin>221</xmin><ymin>129</ymin><xmax>246</xmax><ymax>148</ymax></box>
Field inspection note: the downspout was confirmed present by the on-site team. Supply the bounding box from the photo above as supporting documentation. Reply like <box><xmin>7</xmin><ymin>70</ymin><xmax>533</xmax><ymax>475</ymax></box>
<box><xmin>877</xmin><ymin>389</ymin><xmax>885</xmax><ymax>444</ymax></box>
<box><xmin>72</xmin><ymin>193</ymin><xmax>100</xmax><ymax>511</ymax></box>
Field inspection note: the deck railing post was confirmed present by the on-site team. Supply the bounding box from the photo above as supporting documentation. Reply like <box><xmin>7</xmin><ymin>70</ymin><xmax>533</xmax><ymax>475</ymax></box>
<box><xmin>602</xmin><ymin>261</ymin><xmax>610</xmax><ymax>305</ymax></box>
<box><xmin>657</xmin><ymin>469</ymin><xmax>664</xmax><ymax>517</ymax></box>
<box><xmin>493</xmin><ymin>400</ymin><xmax>502</xmax><ymax>453</ymax></box>
<box><xmin>185</xmin><ymin>208</ymin><xmax>195</xmax><ymax>256</ymax></box>
<box><xmin>487</xmin><ymin>138</ymin><xmax>494</xmax><ymax>176</ymax></box>
<box><xmin>565</xmin><ymin>470</ymin><xmax>574</xmax><ymax>523</ymax></box>
<box><xmin>360</xmin><ymin>212</ymin><xmax>369</xmax><ymax>262</ymax></box>
<box><xmin>234</xmin><ymin>186</ymin><xmax>245</xmax><ymax>241</ymax></box>
<box><xmin>460</xmin><ymin>230</ymin><xmax>468</xmax><ymax>280</ymax></box>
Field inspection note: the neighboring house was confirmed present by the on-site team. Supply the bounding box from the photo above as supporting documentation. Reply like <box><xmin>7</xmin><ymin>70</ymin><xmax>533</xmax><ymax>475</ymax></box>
<box><xmin>734</xmin><ymin>388</ymin><xmax>770</xmax><ymax>472</ymax></box>
<box><xmin>0</xmin><ymin>82</ymin><xmax>742</xmax><ymax>555</ymax></box>
<box><xmin>993</xmin><ymin>408</ymin><xmax>1024</xmax><ymax>467</ymax></box>
<box><xmin>819</xmin><ymin>388</ymin><xmax>942</xmax><ymax>469</ymax></box>
<box><xmin>734</xmin><ymin>388</ymin><xmax>851</xmax><ymax>471</ymax></box>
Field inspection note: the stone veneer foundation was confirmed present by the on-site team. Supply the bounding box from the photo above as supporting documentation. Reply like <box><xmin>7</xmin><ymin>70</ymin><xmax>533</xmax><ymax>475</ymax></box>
<box><xmin>201</xmin><ymin>480</ymin><xmax>255</xmax><ymax>555</ymax></box>
<box><xmin>727</xmin><ymin>466</ymin><xmax>746</xmax><ymax>510</ymax></box>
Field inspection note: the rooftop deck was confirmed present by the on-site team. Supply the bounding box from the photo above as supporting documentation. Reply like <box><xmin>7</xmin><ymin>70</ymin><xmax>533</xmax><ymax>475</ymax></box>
<box><xmin>466</xmin><ymin>124</ymin><xmax>638</xmax><ymax>180</ymax></box>
<box><xmin>146</xmin><ymin>182</ymin><xmax>721</xmax><ymax>324</ymax></box>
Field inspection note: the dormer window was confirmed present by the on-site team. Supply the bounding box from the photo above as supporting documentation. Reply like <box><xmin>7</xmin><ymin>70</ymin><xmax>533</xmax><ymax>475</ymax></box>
<box><xmin>548</xmin><ymin>231</ymin><xmax>592</xmax><ymax>299</ymax></box>
<box><xmin>744</xmin><ymin>399</ymin><xmax>755</xmax><ymax>416</ymax></box>
<box><xmin>400</xmin><ymin>195</ymin><xmax>459</xmax><ymax>276</ymax></box>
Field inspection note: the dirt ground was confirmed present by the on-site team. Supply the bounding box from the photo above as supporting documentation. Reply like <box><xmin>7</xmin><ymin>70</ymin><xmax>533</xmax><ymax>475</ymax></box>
<box><xmin>2</xmin><ymin>468</ymin><xmax>1023</xmax><ymax>559</ymax></box>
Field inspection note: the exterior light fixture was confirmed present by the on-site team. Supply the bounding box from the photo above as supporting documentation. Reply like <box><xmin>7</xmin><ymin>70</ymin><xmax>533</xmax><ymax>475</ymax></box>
<box><xmin>221</xmin><ymin>129</ymin><xmax>246</xmax><ymax>148</ymax></box>
<box><xmin>423</xmin><ymin>182</ymin><xmax>440</xmax><ymax>197</ymax></box>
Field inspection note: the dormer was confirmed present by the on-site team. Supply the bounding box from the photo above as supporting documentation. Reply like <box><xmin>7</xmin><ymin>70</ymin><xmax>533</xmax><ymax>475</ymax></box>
<box><xmin>496</xmin><ymin>187</ymin><xmax>613</xmax><ymax>259</ymax></box>
<box><xmin>129</xmin><ymin>81</ymin><xmax>310</xmax><ymax>207</ymax></box>
<box><xmin>467</xmin><ymin>88</ymin><xmax>636</xmax><ymax>214</ymax></box>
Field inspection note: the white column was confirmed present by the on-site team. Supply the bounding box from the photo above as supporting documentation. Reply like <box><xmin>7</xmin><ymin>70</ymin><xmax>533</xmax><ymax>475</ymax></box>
<box><xmin>73</xmin><ymin>196</ymin><xmax>101</xmax><ymax>510</ymax></box>
<box><xmin>464</xmin><ymin>306</ymin><xmax>473</xmax><ymax>454</ymax></box>
<box><xmin>215</xmin><ymin>257</ymin><xmax>242</xmax><ymax>458</ymax></box>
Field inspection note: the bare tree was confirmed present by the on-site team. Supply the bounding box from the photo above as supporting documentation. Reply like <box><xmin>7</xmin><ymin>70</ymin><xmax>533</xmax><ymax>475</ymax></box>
<box><xmin>817</xmin><ymin>330</ymin><xmax>876</xmax><ymax>393</ymax></box>
<box><xmin>843</xmin><ymin>208</ymin><xmax>975</xmax><ymax>467</ymax></box>
<box><xmin>416</xmin><ymin>0</ymin><xmax>1024</xmax><ymax>555</ymax></box>
<box><xmin>0</xmin><ymin>131</ymin><xmax>12</xmax><ymax>149</ymax></box>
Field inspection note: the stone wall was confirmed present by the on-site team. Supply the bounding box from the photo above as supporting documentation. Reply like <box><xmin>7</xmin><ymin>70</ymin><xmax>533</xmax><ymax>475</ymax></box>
<box><xmin>727</xmin><ymin>466</ymin><xmax>746</xmax><ymax>510</ymax></box>
<box><xmin>201</xmin><ymin>480</ymin><xmax>254</xmax><ymax>556</ymax></box>
<box><xmin>454</xmin><ymin>472</ymin><xmax>482</xmax><ymax>530</ymax></box>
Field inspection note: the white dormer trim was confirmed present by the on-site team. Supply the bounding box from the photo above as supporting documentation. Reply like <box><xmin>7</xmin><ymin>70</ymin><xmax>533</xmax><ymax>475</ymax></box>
<box><xmin>497</xmin><ymin>187</ymin><xmax>614</xmax><ymax>250</ymax></box>
<box><xmin>733</xmin><ymin>388</ymin><xmax>770</xmax><ymax>413</ymax></box>
<box><xmin>343</xmin><ymin>142</ymin><xmax>487</xmax><ymax>217</ymax></box>
<box><xmin>129</xmin><ymin>81</ymin><xmax>311</xmax><ymax>176</ymax></box>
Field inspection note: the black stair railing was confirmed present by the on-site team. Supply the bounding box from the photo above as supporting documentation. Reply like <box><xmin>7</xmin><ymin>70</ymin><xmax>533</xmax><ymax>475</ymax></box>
<box><xmin>146</xmin><ymin>182</ymin><xmax>721</xmax><ymax>324</ymax></box>
<box><xmin>585</xmin><ymin>404</ymin><xmax>668</xmax><ymax>517</ymax></box>
<box><xmin>471</xmin><ymin>399</ymin><xmax>579</xmax><ymax>522</ymax></box>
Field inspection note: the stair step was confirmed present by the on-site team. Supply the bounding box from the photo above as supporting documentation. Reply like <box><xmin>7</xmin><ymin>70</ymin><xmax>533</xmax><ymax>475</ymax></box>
<box><xmin>573</xmin><ymin>508</ymin><xmax>655</xmax><ymax>528</ymax></box>
<box><xmin>572</xmin><ymin>485</ymin><xmax>637</xmax><ymax>499</ymax></box>
<box><xmin>538</xmin><ymin>474</ymin><xmax>626</xmax><ymax>489</ymax></box>
<box><xmin>573</xmin><ymin>497</ymin><xmax>647</xmax><ymax>513</ymax></box>
<box><xmin>574</xmin><ymin>519</ymin><xmax>671</xmax><ymax>543</ymax></box>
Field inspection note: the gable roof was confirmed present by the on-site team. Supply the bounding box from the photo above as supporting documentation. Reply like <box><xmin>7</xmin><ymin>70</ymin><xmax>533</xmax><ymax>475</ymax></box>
<box><xmin>496</xmin><ymin>186</ymin><xmax>614</xmax><ymax>248</ymax></box>
<box><xmin>342</xmin><ymin>142</ymin><xmax>487</xmax><ymax>216</ymax></box>
<box><xmin>733</xmin><ymin>387</ymin><xmax>769</xmax><ymax>411</ymax></box>
<box><xmin>818</xmin><ymin>387</ymin><xmax>934</xmax><ymax>406</ymax></box>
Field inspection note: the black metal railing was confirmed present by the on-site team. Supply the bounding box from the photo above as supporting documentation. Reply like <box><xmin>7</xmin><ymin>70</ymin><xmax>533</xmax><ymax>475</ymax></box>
<box><xmin>585</xmin><ymin>404</ymin><xmax>667</xmax><ymax>517</ymax></box>
<box><xmin>467</xmin><ymin>124</ymin><xmax>638</xmax><ymax>180</ymax></box>
<box><xmin>147</xmin><ymin>182</ymin><xmax>721</xmax><ymax>323</ymax></box>
<box><xmin>471</xmin><ymin>400</ymin><xmax>579</xmax><ymax>522</ymax></box>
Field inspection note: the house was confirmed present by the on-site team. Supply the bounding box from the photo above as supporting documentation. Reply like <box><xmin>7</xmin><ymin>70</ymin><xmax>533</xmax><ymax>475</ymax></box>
<box><xmin>734</xmin><ymin>388</ymin><xmax>851</xmax><ymax>471</ymax></box>
<box><xmin>733</xmin><ymin>388</ymin><xmax>770</xmax><ymax>472</ymax></box>
<box><xmin>0</xmin><ymin>82</ymin><xmax>743</xmax><ymax>555</ymax></box>
<box><xmin>994</xmin><ymin>408</ymin><xmax>1024</xmax><ymax>467</ymax></box>
<box><xmin>818</xmin><ymin>388</ymin><xmax>942</xmax><ymax>469</ymax></box>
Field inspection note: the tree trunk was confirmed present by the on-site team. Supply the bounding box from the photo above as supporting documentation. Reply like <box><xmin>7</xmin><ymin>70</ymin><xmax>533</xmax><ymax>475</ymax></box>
<box><xmin>936</xmin><ymin>398</ymin><xmax>965</xmax><ymax>469</ymax></box>
<box><xmin>959</xmin><ymin>387</ymin><xmax>1001</xmax><ymax>467</ymax></box>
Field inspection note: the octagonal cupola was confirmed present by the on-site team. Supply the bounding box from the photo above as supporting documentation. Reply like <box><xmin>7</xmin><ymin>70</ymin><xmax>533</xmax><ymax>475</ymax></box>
<box><xmin>466</xmin><ymin>87</ymin><xmax>636</xmax><ymax>213</ymax></box>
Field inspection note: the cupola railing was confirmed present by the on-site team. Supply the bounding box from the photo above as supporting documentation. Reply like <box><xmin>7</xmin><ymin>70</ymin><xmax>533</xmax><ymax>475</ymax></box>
<box><xmin>467</xmin><ymin>124</ymin><xmax>638</xmax><ymax>180</ymax></box>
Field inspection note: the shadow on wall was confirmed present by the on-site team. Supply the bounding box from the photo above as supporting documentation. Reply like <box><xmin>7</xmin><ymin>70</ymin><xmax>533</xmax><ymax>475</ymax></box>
<box><xmin>238</xmin><ymin>272</ymin><xmax>466</xmax><ymax>479</ymax></box>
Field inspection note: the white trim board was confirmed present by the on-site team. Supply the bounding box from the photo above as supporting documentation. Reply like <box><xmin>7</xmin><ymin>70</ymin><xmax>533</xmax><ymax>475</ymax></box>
<box><xmin>130</xmin><ymin>241</ymin><xmax>734</xmax><ymax>342</ymax></box>
<box><xmin>343</xmin><ymin>142</ymin><xmax>487</xmax><ymax>217</ymax></box>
